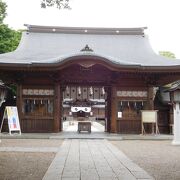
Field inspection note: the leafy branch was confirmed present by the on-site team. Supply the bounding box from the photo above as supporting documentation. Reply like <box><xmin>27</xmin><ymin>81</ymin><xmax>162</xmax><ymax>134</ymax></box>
<box><xmin>0</xmin><ymin>0</ymin><xmax>7</xmax><ymax>24</ymax></box>
<box><xmin>159</xmin><ymin>51</ymin><xmax>176</xmax><ymax>59</ymax></box>
<box><xmin>41</xmin><ymin>0</ymin><xmax>71</xmax><ymax>9</ymax></box>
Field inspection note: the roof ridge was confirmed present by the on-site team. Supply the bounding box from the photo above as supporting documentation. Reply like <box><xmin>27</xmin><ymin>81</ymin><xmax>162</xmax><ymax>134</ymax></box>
<box><xmin>24</xmin><ymin>24</ymin><xmax>147</xmax><ymax>35</ymax></box>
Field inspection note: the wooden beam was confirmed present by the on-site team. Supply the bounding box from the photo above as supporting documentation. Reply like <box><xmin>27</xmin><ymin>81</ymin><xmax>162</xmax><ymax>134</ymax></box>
<box><xmin>54</xmin><ymin>83</ymin><xmax>61</xmax><ymax>132</ymax></box>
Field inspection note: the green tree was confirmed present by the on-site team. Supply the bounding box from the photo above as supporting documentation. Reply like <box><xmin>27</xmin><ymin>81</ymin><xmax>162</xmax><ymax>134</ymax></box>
<box><xmin>0</xmin><ymin>0</ymin><xmax>21</xmax><ymax>54</ymax></box>
<box><xmin>41</xmin><ymin>0</ymin><xmax>71</xmax><ymax>9</ymax></box>
<box><xmin>0</xmin><ymin>24</ymin><xmax>21</xmax><ymax>54</ymax></box>
<box><xmin>0</xmin><ymin>0</ymin><xmax>7</xmax><ymax>24</ymax></box>
<box><xmin>159</xmin><ymin>51</ymin><xmax>176</xmax><ymax>59</ymax></box>
<box><xmin>0</xmin><ymin>0</ymin><xmax>21</xmax><ymax>98</ymax></box>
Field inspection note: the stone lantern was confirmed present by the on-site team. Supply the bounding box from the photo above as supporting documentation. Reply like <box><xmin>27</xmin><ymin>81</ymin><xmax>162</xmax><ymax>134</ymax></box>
<box><xmin>166</xmin><ymin>81</ymin><xmax>180</xmax><ymax>145</ymax></box>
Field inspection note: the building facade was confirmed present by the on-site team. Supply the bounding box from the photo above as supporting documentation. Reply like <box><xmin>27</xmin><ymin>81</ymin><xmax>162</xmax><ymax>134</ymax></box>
<box><xmin>0</xmin><ymin>25</ymin><xmax>180</xmax><ymax>133</ymax></box>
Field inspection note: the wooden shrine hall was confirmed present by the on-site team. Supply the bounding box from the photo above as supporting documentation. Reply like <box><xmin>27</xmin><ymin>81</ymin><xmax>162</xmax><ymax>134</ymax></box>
<box><xmin>0</xmin><ymin>25</ymin><xmax>180</xmax><ymax>134</ymax></box>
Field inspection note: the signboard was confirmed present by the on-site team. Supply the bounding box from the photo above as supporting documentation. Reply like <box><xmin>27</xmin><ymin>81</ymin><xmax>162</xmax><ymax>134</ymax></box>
<box><xmin>118</xmin><ymin>112</ymin><xmax>122</xmax><ymax>118</ymax></box>
<box><xmin>0</xmin><ymin>106</ymin><xmax>21</xmax><ymax>135</ymax></box>
<box><xmin>141</xmin><ymin>110</ymin><xmax>159</xmax><ymax>135</ymax></box>
<box><xmin>141</xmin><ymin>110</ymin><xmax>158</xmax><ymax>123</ymax></box>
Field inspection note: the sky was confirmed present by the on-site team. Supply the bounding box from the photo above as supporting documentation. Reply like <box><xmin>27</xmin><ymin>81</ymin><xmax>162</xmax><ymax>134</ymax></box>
<box><xmin>3</xmin><ymin>0</ymin><xmax>180</xmax><ymax>58</ymax></box>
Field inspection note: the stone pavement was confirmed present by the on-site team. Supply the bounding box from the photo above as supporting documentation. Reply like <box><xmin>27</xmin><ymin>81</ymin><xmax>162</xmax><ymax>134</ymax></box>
<box><xmin>63</xmin><ymin>121</ymin><xmax>105</xmax><ymax>132</ymax></box>
<box><xmin>43</xmin><ymin>139</ymin><xmax>154</xmax><ymax>180</ymax></box>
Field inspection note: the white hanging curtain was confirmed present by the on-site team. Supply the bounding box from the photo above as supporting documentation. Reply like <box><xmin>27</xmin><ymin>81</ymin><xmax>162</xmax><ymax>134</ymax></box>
<box><xmin>78</xmin><ymin>87</ymin><xmax>81</xmax><ymax>95</ymax></box>
<box><xmin>89</xmin><ymin>86</ymin><xmax>93</xmax><ymax>95</ymax></box>
<box><xmin>71</xmin><ymin>106</ymin><xmax>91</xmax><ymax>112</ymax></box>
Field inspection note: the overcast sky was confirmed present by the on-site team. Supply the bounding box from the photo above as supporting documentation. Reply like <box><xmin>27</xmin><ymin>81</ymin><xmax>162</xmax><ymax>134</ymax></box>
<box><xmin>3</xmin><ymin>0</ymin><xmax>180</xmax><ymax>58</ymax></box>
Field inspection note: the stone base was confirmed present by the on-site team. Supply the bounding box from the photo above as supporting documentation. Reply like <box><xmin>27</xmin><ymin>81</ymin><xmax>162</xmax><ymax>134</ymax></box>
<box><xmin>172</xmin><ymin>140</ymin><xmax>180</xmax><ymax>145</ymax></box>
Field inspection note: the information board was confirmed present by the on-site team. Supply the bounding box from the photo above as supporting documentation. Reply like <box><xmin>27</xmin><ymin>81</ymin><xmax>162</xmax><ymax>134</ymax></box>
<box><xmin>141</xmin><ymin>110</ymin><xmax>158</xmax><ymax>123</ymax></box>
<box><xmin>141</xmin><ymin>110</ymin><xmax>159</xmax><ymax>135</ymax></box>
<box><xmin>0</xmin><ymin>106</ymin><xmax>21</xmax><ymax>135</ymax></box>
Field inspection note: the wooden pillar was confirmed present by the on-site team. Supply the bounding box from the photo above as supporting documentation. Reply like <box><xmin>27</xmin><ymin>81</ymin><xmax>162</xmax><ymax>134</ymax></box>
<box><xmin>16</xmin><ymin>84</ymin><xmax>22</xmax><ymax>122</ymax></box>
<box><xmin>147</xmin><ymin>86</ymin><xmax>154</xmax><ymax>110</ymax></box>
<box><xmin>54</xmin><ymin>83</ymin><xmax>61</xmax><ymax>132</ymax></box>
<box><xmin>110</xmin><ymin>85</ymin><xmax>117</xmax><ymax>133</ymax></box>
<box><xmin>172</xmin><ymin>103</ymin><xmax>180</xmax><ymax>145</ymax></box>
<box><xmin>105</xmin><ymin>87</ymin><xmax>111</xmax><ymax>132</ymax></box>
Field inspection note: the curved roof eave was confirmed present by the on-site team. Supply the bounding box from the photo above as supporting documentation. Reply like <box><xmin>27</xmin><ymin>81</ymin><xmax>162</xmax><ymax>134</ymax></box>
<box><xmin>30</xmin><ymin>52</ymin><xmax>142</xmax><ymax>68</ymax></box>
<box><xmin>0</xmin><ymin>53</ymin><xmax>180</xmax><ymax>73</ymax></box>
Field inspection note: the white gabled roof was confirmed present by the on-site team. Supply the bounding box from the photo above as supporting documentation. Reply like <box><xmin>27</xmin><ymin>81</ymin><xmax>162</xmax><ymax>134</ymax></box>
<box><xmin>0</xmin><ymin>25</ymin><xmax>180</xmax><ymax>68</ymax></box>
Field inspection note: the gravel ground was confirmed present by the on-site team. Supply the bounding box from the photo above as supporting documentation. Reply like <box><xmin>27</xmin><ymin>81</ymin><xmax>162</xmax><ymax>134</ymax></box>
<box><xmin>0</xmin><ymin>139</ymin><xmax>63</xmax><ymax>180</ymax></box>
<box><xmin>1</xmin><ymin>139</ymin><xmax>180</xmax><ymax>180</ymax></box>
<box><xmin>111</xmin><ymin>140</ymin><xmax>180</xmax><ymax>180</ymax></box>
<box><xmin>0</xmin><ymin>139</ymin><xmax>63</xmax><ymax>147</ymax></box>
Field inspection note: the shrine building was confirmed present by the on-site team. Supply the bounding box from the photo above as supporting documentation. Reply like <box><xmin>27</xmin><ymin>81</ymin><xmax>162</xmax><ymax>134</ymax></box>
<box><xmin>0</xmin><ymin>25</ymin><xmax>180</xmax><ymax>133</ymax></box>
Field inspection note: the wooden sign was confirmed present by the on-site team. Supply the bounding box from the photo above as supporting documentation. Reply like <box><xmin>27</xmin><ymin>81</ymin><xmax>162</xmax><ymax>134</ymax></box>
<box><xmin>141</xmin><ymin>110</ymin><xmax>157</xmax><ymax>123</ymax></box>
<box><xmin>0</xmin><ymin>106</ymin><xmax>21</xmax><ymax>135</ymax></box>
<box><xmin>141</xmin><ymin>110</ymin><xmax>159</xmax><ymax>135</ymax></box>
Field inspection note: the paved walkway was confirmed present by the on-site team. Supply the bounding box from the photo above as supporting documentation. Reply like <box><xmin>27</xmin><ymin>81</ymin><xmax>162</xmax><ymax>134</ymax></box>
<box><xmin>43</xmin><ymin>139</ymin><xmax>154</xmax><ymax>180</ymax></box>
<box><xmin>63</xmin><ymin>121</ymin><xmax>105</xmax><ymax>132</ymax></box>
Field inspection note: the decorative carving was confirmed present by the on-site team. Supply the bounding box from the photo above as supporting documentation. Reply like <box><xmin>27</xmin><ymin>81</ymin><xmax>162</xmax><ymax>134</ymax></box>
<box><xmin>78</xmin><ymin>60</ymin><xmax>95</xmax><ymax>68</ymax></box>
<box><xmin>23</xmin><ymin>89</ymin><xmax>54</xmax><ymax>96</ymax></box>
<box><xmin>117</xmin><ymin>91</ymin><xmax>147</xmax><ymax>97</ymax></box>
<box><xmin>80</xmin><ymin>44</ymin><xmax>93</xmax><ymax>52</ymax></box>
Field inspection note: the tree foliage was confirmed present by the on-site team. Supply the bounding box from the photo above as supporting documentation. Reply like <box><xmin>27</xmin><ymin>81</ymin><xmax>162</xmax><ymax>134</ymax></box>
<box><xmin>0</xmin><ymin>0</ymin><xmax>21</xmax><ymax>54</ymax></box>
<box><xmin>159</xmin><ymin>51</ymin><xmax>176</xmax><ymax>59</ymax></box>
<box><xmin>0</xmin><ymin>0</ymin><xmax>7</xmax><ymax>24</ymax></box>
<box><xmin>0</xmin><ymin>24</ymin><xmax>21</xmax><ymax>54</ymax></box>
<box><xmin>41</xmin><ymin>0</ymin><xmax>71</xmax><ymax>9</ymax></box>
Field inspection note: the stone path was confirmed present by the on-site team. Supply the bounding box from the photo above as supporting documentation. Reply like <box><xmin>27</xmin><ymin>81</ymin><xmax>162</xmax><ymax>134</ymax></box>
<box><xmin>43</xmin><ymin>139</ymin><xmax>154</xmax><ymax>180</ymax></box>
<box><xmin>63</xmin><ymin>121</ymin><xmax>105</xmax><ymax>132</ymax></box>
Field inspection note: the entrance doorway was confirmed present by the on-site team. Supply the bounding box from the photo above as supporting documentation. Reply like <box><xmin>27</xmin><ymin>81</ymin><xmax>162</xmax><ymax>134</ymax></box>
<box><xmin>62</xmin><ymin>85</ymin><xmax>107</xmax><ymax>132</ymax></box>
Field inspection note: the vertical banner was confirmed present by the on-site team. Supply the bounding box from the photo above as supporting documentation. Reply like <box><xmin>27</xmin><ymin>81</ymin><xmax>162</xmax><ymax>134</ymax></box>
<box><xmin>0</xmin><ymin>106</ymin><xmax>21</xmax><ymax>135</ymax></box>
